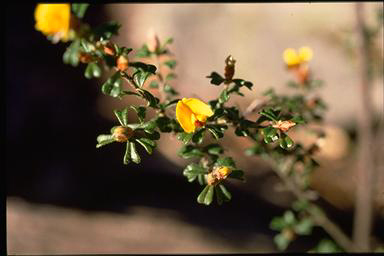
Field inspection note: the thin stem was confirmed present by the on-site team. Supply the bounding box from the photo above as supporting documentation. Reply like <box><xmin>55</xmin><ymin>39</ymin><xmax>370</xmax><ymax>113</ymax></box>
<box><xmin>154</xmin><ymin>54</ymin><xmax>167</xmax><ymax>102</ymax></box>
<box><xmin>265</xmin><ymin>156</ymin><xmax>354</xmax><ymax>251</ymax></box>
<box><xmin>352</xmin><ymin>3</ymin><xmax>375</xmax><ymax>252</ymax></box>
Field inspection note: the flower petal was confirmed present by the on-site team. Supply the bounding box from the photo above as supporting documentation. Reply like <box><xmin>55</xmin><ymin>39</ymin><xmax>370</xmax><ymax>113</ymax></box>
<box><xmin>176</xmin><ymin>100</ymin><xmax>196</xmax><ymax>133</ymax></box>
<box><xmin>299</xmin><ymin>47</ymin><xmax>313</xmax><ymax>62</ymax></box>
<box><xmin>283</xmin><ymin>48</ymin><xmax>300</xmax><ymax>67</ymax></box>
<box><xmin>34</xmin><ymin>4</ymin><xmax>71</xmax><ymax>41</ymax></box>
<box><xmin>182</xmin><ymin>98</ymin><xmax>214</xmax><ymax>117</ymax></box>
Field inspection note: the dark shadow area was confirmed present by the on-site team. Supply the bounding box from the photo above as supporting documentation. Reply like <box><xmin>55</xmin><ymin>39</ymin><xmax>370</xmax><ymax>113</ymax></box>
<box><xmin>5</xmin><ymin>3</ymin><xmax>383</xmax><ymax>253</ymax></box>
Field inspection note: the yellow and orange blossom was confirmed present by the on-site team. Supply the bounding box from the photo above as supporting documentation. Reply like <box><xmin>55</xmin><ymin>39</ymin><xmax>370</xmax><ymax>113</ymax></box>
<box><xmin>283</xmin><ymin>47</ymin><xmax>313</xmax><ymax>68</ymax></box>
<box><xmin>34</xmin><ymin>3</ymin><xmax>71</xmax><ymax>42</ymax></box>
<box><xmin>206</xmin><ymin>166</ymin><xmax>232</xmax><ymax>186</ymax></box>
<box><xmin>176</xmin><ymin>98</ymin><xmax>214</xmax><ymax>133</ymax></box>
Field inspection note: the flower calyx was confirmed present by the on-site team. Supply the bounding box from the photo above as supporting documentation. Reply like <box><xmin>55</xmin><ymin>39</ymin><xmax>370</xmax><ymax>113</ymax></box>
<box><xmin>224</xmin><ymin>55</ymin><xmax>236</xmax><ymax>83</ymax></box>
<box><xmin>206</xmin><ymin>166</ymin><xmax>232</xmax><ymax>186</ymax></box>
<box><xmin>113</xmin><ymin>126</ymin><xmax>134</xmax><ymax>142</ymax></box>
<box><xmin>147</xmin><ymin>29</ymin><xmax>161</xmax><ymax>53</ymax></box>
<box><xmin>272</xmin><ymin>120</ymin><xmax>296</xmax><ymax>133</ymax></box>
<box><xmin>117</xmin><ymin>55</ymin><xmax>129</xmax><ymax>72</ymax></box>
<box><xmin>103</xmin><ymin>42</ymin><xmax>116</xmax><ymax>56</ymax></box>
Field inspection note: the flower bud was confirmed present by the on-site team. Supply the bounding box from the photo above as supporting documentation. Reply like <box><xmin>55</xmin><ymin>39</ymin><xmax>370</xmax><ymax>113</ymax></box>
<box><xmin>272</xmin><ymin>120</ymin><xmax>296</xmax><ymax>132</ymax></box>
<box><xmin>117</xmin><ymin>55</ymin><xmax>129</xmax><ymax>71</ymax></box>
<box><xmin>113</xmin><ymin>126</ymin><xmax>134</xmax><ymax>142</ymax></box>
<box><xmin>206</xmin><ymin>166</ymin><xmax>232</xmax><ymax>186</ymax></box>
<box><xmin>282</xmin><ymin>228</ymin><xmax>296</xmax><ymax>241</ymax></box>
<box><xmin>103</xmin><ymin>42</ymin><xmax>116</xmax><ymax>56</ymax></box>
<box><xmin>79</xmin><ymin>52</ymin><xmax>93</xmax><ymax>63</ymax></box>
<box><xmin>147</xmin><ymin>29</ymin><xmax>160</xmax><ymax>53</ymax></box>
<box><xmin>224</xmin><ymin>55</ymin><xmax>236</xmax><ymax>82</ymax></box>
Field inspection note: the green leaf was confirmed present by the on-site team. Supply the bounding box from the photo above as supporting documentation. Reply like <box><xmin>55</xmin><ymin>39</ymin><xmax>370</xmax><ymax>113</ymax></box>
<box><xmin>91</xmin><ymin>21</ymin><xmax>121</xmax><ymax>40</ymax></box>
<box><xmin>130</xmin><ymin>62</ymin><xmax>157</xmax><ymax>73</ymax></box>
<box><xmin>135</xmin><ymin>138</ymin><xmax>156</xmax><ymax>154</ymax></box>
<box><xmin>287</xmin><ymin>80</ymin><xmax>299</xmax><ymax>88</ymax></box>
<box><xmin>270</xmin><ymin>217</ymin><xmax>286</xmax><ymax>231</ymax></box>
<box><xmin>178</xmin><ymin>145</ymin><xmax>204</xmax><ymax>159</ymax></box>
<box><xmin>120</xmin><ymin>47</ymin><xmax>133</xmax><ymax>56</ymax></box>
<box><xmin>274</xmin><ymin>233</ymin><xmax>290</xmax><ymax>251</ymax></box>
<box><xmin>178</xmin><ymin>132</ymin><xmax>193</xmax><ymax>144</ymax></box>
<box><xmin>102</xmin><ymin>54</ymin><xmax>117</xmax><ymax>68</ymax></box>
<box><xmin>164</xmin><ymin>37</ymin><xmax>173</xmax><ymax>45</ymax></box>
<box><xmin>234</xmin><ymin>127</ymin><xmax>249</xmax><ymax>137</ymax></box>
<box><xmin>312</xmin><ymin>239</ymin><xmax>342</xmax><ymax>253</ymax></box>
<box><xmin>283</xmin><ymin>211</ymin><xmax>296</xmax><ymax>226</ymax></box>
<box><xmin>123</xmin><ymin>142</ymin><xmax>131</xmax><ymax>165</ymax></box>
<box><xmin>135</xmin><ymin>44</ymin><xmax>151</xmax><ymax>58</ymax></box>
<box><xmin>197</xmin><ymin>185</ymin><xmax>210</xmax><ymax>204</ymax></box>
<box><xmin>291</xmin><ymin>115</ymin><xmax>305</xmax><ymax>124</ymax></box>
<box><xmin>165</xmin><ymin>73</ymin><xmax>177</xmax><ymax>81</ymax></box>
<box><xmin>262</xmin><ymin>127</ymin><xmax>278</xmax><ymax>144</ymax></box>
<box><xmin>206</xmin><ymin>124</ymin><xmax>226</xmax><ymax>140</ymax></box>
<box><xmin>207</xmin><ymin>127</ymin><xmax>223</xmax><ymax>140</ymax></box>
<box><xmin>139</xmin><ymin>120</ymin><xmax>157</xmax><ymax>134</ymax></box>
<box><xmin>294</xmin><ymin>218</ymin><xmax>314</xmax><ymax>235</ymax></box>
<box><xmin>137</xmin><ymin>89</ymin><xmax>159</xmax><ymax>108</ymax></box>
<box><xmin>114</xmin><ymin>108</ymin><xmax>129</xmax><ymax>126</ymax></box>
<box><xmin>218</xmin><ymin>184</ymin><xmax>231</xmax><ymax>201</ymax></box>
<box><xmin>228</xmin><ymin>170</ymin><xmax>245</xmax><ymax>181</ymax></box>
<box><xmin>102</xmin><ymin>72</ymin><xmax>123</xmax><ymax>98</ymax></box>
<box><xmin>155</xmin><ymin>116</ymin><xmax>172</xmax><ymax>132</ymax></box>
<box><xmin>149</xmin><ymin>81</ymin><xmax>159</xmax><ymax>88</ymax></box>
<box><xmin>292</xmin><ymin>200</ymin><xmax>310</xmax><ymax>212</ymax></box>
<box><xmin>163</xmin><ymin>84</ymin><xmax>178</xmax><ymax>95</ymax></box>
<box><xmin>309</xmin><ymin>79</ymin><xmax>324</xmax><ymax>89</ymax></box>
<box><xmin>130</xmin><ymin>106</ymin><xmax>146</xmax><ymax>123</ymax></box>
<box><xmin>71</xmin><ymin>3</ymin><xmax>89</xmax><ymax>18</ymax></box>
<box><xmin>183</xmin><ymin>163</ymin><xmax>206</xmax><ymax>182</ymax></box>
<box><xmin>259</xmin><ymin>108</ymin><xmax>279</xmax><ymax>121</ymax></box>
<box><xmin>279</xmin><ymin>134</ymin><xmax>294</xmax><ymax>150</ymax></box>
<box><xmin>197</xmin><ymin>174</ymin><xmax>205</xmax><ymax>185</ymax></box>
<box><xmin>192</xmin><ymin>129</ymin><xmax>205</xmax><ymax>144</ymax></box>
<box><xmin>245</xmin><ymin>144</ymin><xmax>264</xmax><ymax>156</ymax></box>
<box><xmin>207</xmin><ymin>72</ymin><xmax>225</xmax><ymax>85</ymax></box>
<box><xmin>96</xmin><ymin>134</ymin><xmax>115</xmax><ymax>148</ymax></box>
<box><xmin>216</xmin><ymin>157</ymin><xmax>236</xmax><ymax>168</ymax></box>
<box><xmin>129</xmin><ymin>141</ymin><xmax>141</xmax><ymax>164</ymax></box>
<box><xmin>202</xmin><ymin>185</ymin><xmax>214</xmax><ymax>205</ymax></box>
<box><xmin>146</xmin><ymin>130</ymin><xmax>161</xmax><ymax>140</ymax></box>
<box><xmin>163</xmin><ymin>60</ymin><xmax>177</xmax><ymax>69</ymax></box>
<box><xmin>204</xmin><ymin>144</ymin><xmax>223</xmax><ymax>155</ymax></box>
<box><xmin>232</xmin><ymin>79</ymin><xmax>253</xmax><ymax>90</ymax></box>
<box><xmin>215</xmin><ymin>186</ymin><xmax>224</xmax><ymax>205</ymax></box>
<box><xmin>84</xmin><ymin>62</ymin><xmax>101</xmax><ymax>79</ymax></box>
<box><xmin>63</xmin><ymin>40</ymin><xmax>80</xmax><ymax>67</ymax></box>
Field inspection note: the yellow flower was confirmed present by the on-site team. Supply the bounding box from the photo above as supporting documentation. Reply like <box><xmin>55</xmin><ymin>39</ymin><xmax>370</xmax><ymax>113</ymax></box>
<box><xmin>217</xmin><ymin>166</ymin><xmax>231</xmax><ymax>178</ymax></box>
<box><xmin>34</xmin><ymin>4</ymin><xmax>71</xmax><ymax>42</ymax></box>
<box><xmin>283</xmin><ymin>47</ymin><xmax>313</xmax><ymax>68</ymax></box>
<box><xmin>176</xmin><ymin>98</ymin><xmax>214</xmax><ymax>133</ymax></box>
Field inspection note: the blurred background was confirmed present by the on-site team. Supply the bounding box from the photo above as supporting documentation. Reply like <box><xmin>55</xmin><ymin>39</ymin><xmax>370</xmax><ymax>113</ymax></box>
<box><xmin>6</xmin><ymin>3</ymin><xmax>383</xmax><ymax>254</ymax></box>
